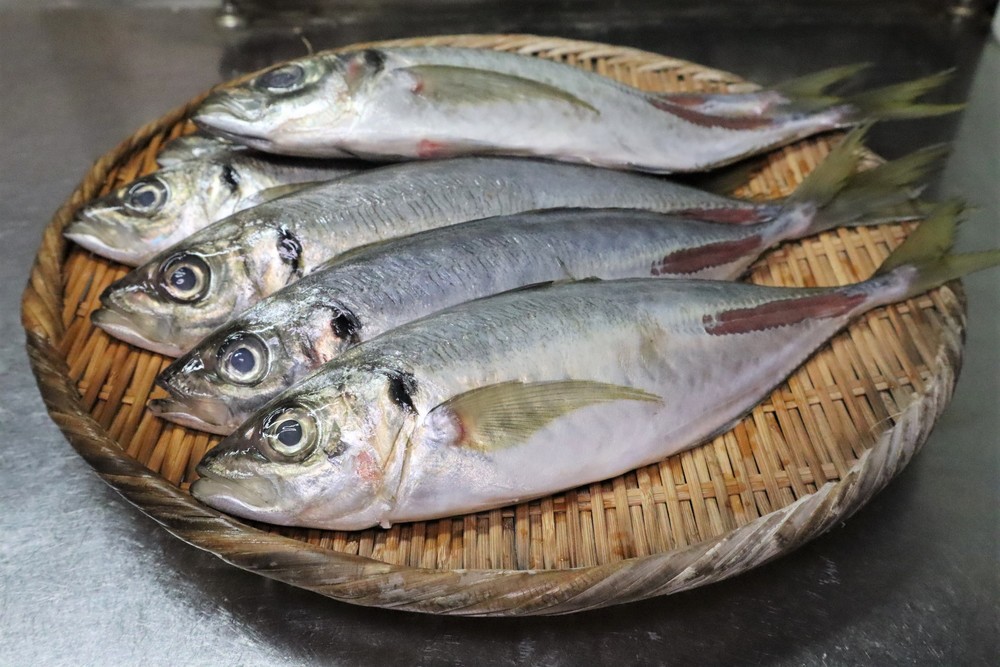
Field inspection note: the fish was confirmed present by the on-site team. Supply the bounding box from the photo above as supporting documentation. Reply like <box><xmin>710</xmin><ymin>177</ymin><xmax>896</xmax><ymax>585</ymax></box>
<box><xmin>64</xmin><ymin>151</ymin><xmax>365</xmax><ymax>266</ymax></box>
<box><xmin>192</xmin><ymin>46</ymin><xmax>959</xmax><ymax>172</ymax></box>
<box><xmin>155</xmin><ymin>132</ymin><xmax>245</xmax><ymax>168</ymax></box>
<box><xmin>90</xmin><ymin>152</ymin><xmax>812</xmax><ymax>357</ymax></box>
<box><xmin>190</xmin><ymin>202</ymin><xmax>999</xmax><ymax>530</ymax></box>
<box><xmin>150</xmin><ymin>140</ymin><xmax>946</xmax><ymax>434</ymax></box>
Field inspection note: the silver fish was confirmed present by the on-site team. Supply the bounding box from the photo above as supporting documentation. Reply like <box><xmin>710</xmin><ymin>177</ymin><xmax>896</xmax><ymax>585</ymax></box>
<box><xmin>92</xmin><ymin>155</ymin><xmax>794</xmax><ymax>356</ymax></box>
<box><xmin>155</xmin><ymin>132</ymin><xmax>245</xmax><ymax>168</ymax></box>
<box><xmin>193</xmin><ymin>47</ymin><xmax>958</xmax><ymax>172</ymax></box>
<box><xmin>64</xmin><ymin>151</ymin><xmax>363</xmax><ymax>266</ymax></box>
<box><xmin>150</xmin><ymin>140</ymin><xmax>945</xmax><ymax>434</ymax></box>
<box><xmin>191</xmin><ymin>203</ymin><xmax>997</xmax><ymax>530</ymax></box>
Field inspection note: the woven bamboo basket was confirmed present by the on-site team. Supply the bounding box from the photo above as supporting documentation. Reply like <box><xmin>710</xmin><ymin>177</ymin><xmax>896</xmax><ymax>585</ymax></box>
<box><xmin>21</xmin><ymin>34</ymin><xmax>965</xmax><ymax>616</ymax></box>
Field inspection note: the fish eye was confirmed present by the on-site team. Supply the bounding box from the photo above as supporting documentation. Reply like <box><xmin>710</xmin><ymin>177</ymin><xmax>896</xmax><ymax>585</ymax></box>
<box><xmin>157</xmin><ymin>253</ymin><xmax>210</xmax><ymax>303</ymax></box>
<box><xmin>256</xmin><ymin>64</ymin><xmax>305</xmax><ymax>91</ymax></box>
<box><xmin>123</xmin><ymin>178</ymin><xmax>168</xmax><ymax>215</ymax></box>
<box><xmin>261</xmin><ymin>405</ymin><xmax>318</xmax><ymax>461</ymax></box>
<box><xmin>217</xmin><ymin>333</ymin><xmax>268</xmax><ymax>385</ymax></box>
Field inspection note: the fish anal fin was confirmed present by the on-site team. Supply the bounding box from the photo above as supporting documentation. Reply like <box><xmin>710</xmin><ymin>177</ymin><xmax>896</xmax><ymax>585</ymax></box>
<box><xmin>401</xmin><ymin>65</ymin><xmax>599</xmax><ymax>114</ymax></box>
<box><xmin>430</xmin><ymin>380</ymin><xmax>660</xmax><ymax>452</ymax></box>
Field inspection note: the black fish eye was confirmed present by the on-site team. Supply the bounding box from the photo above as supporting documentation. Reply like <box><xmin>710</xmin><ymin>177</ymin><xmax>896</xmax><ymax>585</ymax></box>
<box><xmin>217</xmin><ymin>332</ymin><xmax>268</xmax><ymax>385</ymax></box>
<box><xmin>124</xmin><ymin>178</ymin><xmax>168</xmax><ymax>215</ymax></box>
<box><xmin>171</xmin><ymin>266</ymin><xmax>196</xmax><ymax>290</ymax></box>
<box><xmin>262</xmin><ymin>405</ymin><xmax>318</xmax><ymax>461</ymax></box>
<box><xmin>276</xmin><ymin>419</ymin><xmax>302</xmax><ymax>447</ymax></box>
<box><xmin>230</xmin><ymin>347</ymin><xmax>255</xmax><ymax>373</ymax></box>
<box><xmin>257</xmin><ymin>64</ymin><xmax>304</xmax><ymax>91</ymax></box>
<box><xmin>157</xmin><ymin>253</ymin><xmax>210</xmax><ymax>303</ymax></box>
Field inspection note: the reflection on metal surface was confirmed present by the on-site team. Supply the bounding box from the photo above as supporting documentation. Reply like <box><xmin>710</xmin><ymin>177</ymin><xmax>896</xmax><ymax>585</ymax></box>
<box><xmin>217</xmin><ymin>0</ymin><xmax>247</xmax><ymax>29</ymax></box>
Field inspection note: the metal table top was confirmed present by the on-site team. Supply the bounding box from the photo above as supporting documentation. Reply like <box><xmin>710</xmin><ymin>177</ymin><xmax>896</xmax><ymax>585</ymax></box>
<box><xmin>1</xmin><ymin>5</ymin><xmax>996</xmax><ymax>665</ymax></box>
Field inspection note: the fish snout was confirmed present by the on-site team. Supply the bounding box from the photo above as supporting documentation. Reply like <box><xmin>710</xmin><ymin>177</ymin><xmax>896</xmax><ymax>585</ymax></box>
<box><xmin>148</xmin><ymin>396</ymin><xmax>233</xmax><ymax>435</ymax></box>
<box><xmin>91</xmin><ymin>277</ymin><xmax>184</xmax><ymax>356</ymax></box>
<box><xmin>191</xmin><ymin>461</ymin><xmax>278</xmax><ymax>518</ymax></box>
<box><xmin>194</xmin><ymin>90</ymin><xmax>268</xmax><ymax>132</ymax></box>
<box><xmin>65</xmin><ymin>208</ymin><xmax>149</xmax><ymax>266</ymax></box>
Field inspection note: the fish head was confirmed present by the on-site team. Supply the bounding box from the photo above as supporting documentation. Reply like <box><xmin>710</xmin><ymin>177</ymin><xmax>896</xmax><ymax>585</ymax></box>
<box><xmin>192</xmin><ymin>368</ymin><xmax>408</xmax><ymax>529</ymax></box>
<box><xmin>151</xmin><ymin>293</ymin><xmax>357</xmax><ymax>434</ymax></box>
<box><xmin>65</xmin><ymin>162</ymin><xmax>245</xmax><ymax>266</ymax></box>
<box><xmin>91</xmin><ymin>214</ymin><xmax>291</xmax><ymax>356</ymax></box>
<box><xmin>193</xmin><ymin>53</ymin><xmax>366</xmax><ymax>156</ymax></box>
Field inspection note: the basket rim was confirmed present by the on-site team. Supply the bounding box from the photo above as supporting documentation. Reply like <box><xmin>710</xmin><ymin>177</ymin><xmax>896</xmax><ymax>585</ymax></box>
<box><xmin>20</xmin><ymin>33</ymin><xmax>965</xmax><ymax>616</ymax></box>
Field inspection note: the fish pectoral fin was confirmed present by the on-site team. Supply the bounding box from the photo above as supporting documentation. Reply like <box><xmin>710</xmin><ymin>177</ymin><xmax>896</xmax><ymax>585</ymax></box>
<box><xmin>400</xmin><ymin>65</ymin><xmax>600</xmax><ymax>114</ymax></box>
<box><xmin>244</xmin><ymin>181</ymin><xmax>321</xmax><ymax>207</ymax></box>
<box><xmin>432</xmin><ymin>380</ymin><xmax>660</xmax><ymax>452</ymax></box>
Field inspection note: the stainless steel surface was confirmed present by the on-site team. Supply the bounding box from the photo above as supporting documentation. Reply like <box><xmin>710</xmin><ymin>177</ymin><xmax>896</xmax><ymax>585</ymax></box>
<box><xmin>1</xmin><ymin>6</ymin><xmax>997</xmax><ymax>665</ymax></box>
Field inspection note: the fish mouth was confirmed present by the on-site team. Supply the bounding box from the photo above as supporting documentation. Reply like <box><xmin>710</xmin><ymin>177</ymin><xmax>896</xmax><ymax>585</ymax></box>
<box><xmin>193</xmin><ymin>95</ymin><xmax>274</xmax><ymax>150</ymax></box>
<box><xmin>191</xmin><ymin>461</ymin><xmax>281</xmax><ymax>521</ymax></box>
<box><xmin>91</xmin><ymin>307</ymin><xmax>183</xmax><ymax>357</ymax></box>
<box><xmin>148</xmin><ymin>396</ymin><xmax>235</xmax><ymax>435</ymax></box>
<box><xmin>190</xmin><ymin>469</ymin><xmax>279</xmax><ymax>519</ymax></box>
<box><xmin>64</xmin><ymin>217</ymin><xmax>147</xmax><ymax>267</ymax></box>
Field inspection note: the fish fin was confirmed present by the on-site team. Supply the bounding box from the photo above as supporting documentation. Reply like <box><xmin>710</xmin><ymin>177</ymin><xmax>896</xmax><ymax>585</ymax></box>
<box><xmin>875</xmin><ymin>199</ymin><xmax>964</xmax><ymax>275</ymax></box>
<box><xmin>433</xmin><ymin>380</ymin><xmax>660</xmax><ymax>452</ymax></box>
<box><xmin>871</xmin><ymin>200</ymin><xmax>999</xmax><ymax>298</ymax></box>
<box><xmin>401</xmin><ymin>65</ymin><xmax>599</xmax><ymax>114</ymax></box>
<box><xmin>836</xmin><ymin>70</ymin><xmax>964</xmax><ymax>122</ymax></box>
<box><xmin>810</xmin><ymin>143</ymin><xmax>949</xmax><ymax>228</ymax></box>
<box><xmin>773</xmin><ymin>62</ymin><xmax>872</xmax><ymax>107</ymax></box>
<box><xmin>786</xmin><ymin>125</ymin><xmax>870</xmax><ymax>208</ymax></box>
<box><xmin>772</xmin><ymin>132</ymin><xmax>948</xmax><ymax>239</ymax></box>
<box><xmin>244</xmin><ymin>181</ymin><xmax>322</xmax><ymax>207</ymax></box>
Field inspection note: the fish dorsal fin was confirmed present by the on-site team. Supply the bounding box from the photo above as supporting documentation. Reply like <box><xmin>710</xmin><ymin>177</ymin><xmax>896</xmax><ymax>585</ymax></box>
<box><xmin>401</xmin><ymin>65</ymin><xmax>600</xmax><ymax>114</ymax></box>
<box><xmin>430</xmin><ymin>380</ymin><xmax>660</xmax><ymax>452</ymax></box>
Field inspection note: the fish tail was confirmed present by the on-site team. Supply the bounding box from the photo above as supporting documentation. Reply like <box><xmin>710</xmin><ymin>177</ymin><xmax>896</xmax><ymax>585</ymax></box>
<box><xmin>863</xmin><ymin>200</ymin><xmax>999</xmax><ymax>304</ymax></box>
<box><xmin>834</xmin><ymin>70</ymin><xmax>964</xmax><ymax>123</ymax></box>
<box><xmin>769</xmin><ymin>130</ymin><xmax>948</xmax><ymax>242</ymax></box>
<box><xmin>772</xmin><ymin>62</ymin><xmax>872</xmax><ymax>110</ymax></box>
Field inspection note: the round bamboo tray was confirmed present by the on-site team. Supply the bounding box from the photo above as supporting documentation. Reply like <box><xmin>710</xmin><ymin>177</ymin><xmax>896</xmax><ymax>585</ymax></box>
<box><xmin>21</xmin><ymin>34</ymin><xmax>965</xmax><ymax>616</ymax></box>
